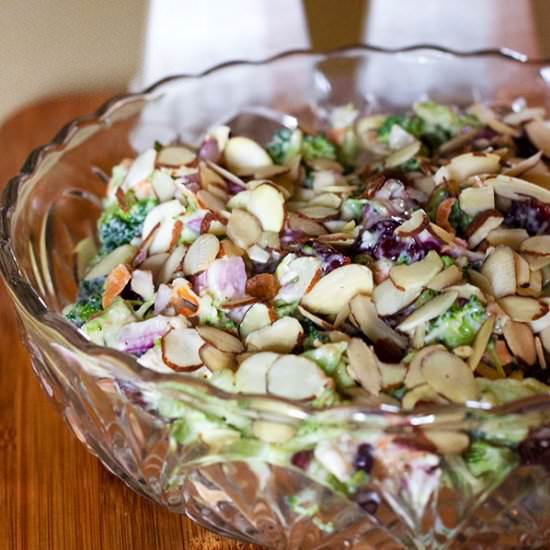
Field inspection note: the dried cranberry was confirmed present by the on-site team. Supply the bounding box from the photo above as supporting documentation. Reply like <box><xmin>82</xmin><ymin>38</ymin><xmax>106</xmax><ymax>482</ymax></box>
<box><xmin>353</xmin><ymin>443</ymin><xmax>374</xmax><ymax>473</ymax></box>
<box><xmin>356</xmin><ymin>490</ymin><xmax>380</xmax><ymax>515</ymax></box>
<box><xmin>305</xmin><ymin>241</ymin><xmax>350</xmax><ymax>274</ymax></box>
<box><xmin>291</xmin><ymin>450</ymin><xmax>313</xmax><ymax>470</ymax></box>
<box><xmin>505</xmin><ymin>199</ymin><xmax>550</xmax><ymax>236</ymax></box>
<box><xmin>518</xmin><ymin>425</ymin><xmax>550</xmax><ymax>470</ymax></box>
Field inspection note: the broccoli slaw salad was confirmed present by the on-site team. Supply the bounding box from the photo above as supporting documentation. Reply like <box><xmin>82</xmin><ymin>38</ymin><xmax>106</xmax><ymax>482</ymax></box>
<box><xmin>65</xmin><ymin>99</ymin><xmax>550</xmax><ymax>521</ymax></box>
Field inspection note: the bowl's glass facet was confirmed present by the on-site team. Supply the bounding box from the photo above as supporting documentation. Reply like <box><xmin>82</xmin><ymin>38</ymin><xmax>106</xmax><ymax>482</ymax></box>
<box><xmin>2</xmin><ymin>46</ymin><xmax>550</xmax><ymax>549</ymax></box>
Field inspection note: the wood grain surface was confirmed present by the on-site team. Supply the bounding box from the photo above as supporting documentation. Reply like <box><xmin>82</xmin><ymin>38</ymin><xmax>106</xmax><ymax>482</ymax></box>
<box><xmin>0</xmin><ymin>93</ymin><xmax>260</xmax><ymax>550</ymax></box>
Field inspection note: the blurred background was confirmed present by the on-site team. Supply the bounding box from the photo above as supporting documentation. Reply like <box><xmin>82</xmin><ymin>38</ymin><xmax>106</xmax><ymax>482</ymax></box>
<box><xmin>2</xmin><ymin>0</ymin><xmax>550</xmax><ymax>125</ymax></box>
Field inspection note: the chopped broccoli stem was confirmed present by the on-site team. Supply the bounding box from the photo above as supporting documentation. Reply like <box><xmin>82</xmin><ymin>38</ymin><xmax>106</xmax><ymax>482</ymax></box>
<box><xmin>65</xmin><ymin>276</ymin><xmax>106</xmax><ymax>327</ymax></box>
<box><xmin>301</xmin><ymin>134</ymin><xmax>337</xmax><ymax>161</ymax></box>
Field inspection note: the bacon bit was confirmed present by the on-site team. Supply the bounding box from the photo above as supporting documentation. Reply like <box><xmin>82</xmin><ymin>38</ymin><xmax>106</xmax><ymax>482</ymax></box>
<box><xmin>102</xmin><ymin>264</ymin><xmax>132</xmax><ymax>308</ymax></box>
<box><xmin>436</xmin><ymin>197</ymin><xmax>457</xmax><ymax>234</ymax></box>
<box><xmin>132</xmin><ymin>222</ymin><xmax>161</xmax><ymax>267</ymax></box>
<box><xmin>245</xmin><ymin>274</ymin><xmax>280</xmax><ymax>301</ymax></box>
<box><xmin>172</xmin><ymin>284</ymin><xmax>200</xmax><ymax>317</ymax></box>
<box><xmin>495</xmin><ymin>340</ymin><xmax>514</xmax><ymax>365</ymax></box>
<box><xmin>169</xmin><ymin>219</ymin><xmax>183</xmax><ymax>251</ymax></box>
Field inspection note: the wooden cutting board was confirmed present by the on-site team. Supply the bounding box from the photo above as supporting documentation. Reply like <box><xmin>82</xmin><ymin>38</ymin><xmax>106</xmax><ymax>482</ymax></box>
<box><xmin>0</xmin><ymin>92</ymin><xmax>260</xmax><ymax>550</ymax></box>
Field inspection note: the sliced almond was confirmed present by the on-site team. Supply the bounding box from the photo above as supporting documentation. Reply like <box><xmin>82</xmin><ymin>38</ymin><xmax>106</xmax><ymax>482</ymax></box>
<box><xmin>85</xmin><ymin>244</ymin><xmax>137</xmax><ymax>280</ymax></box>
<box><xmin>467</xmin><ymin>269</ymin><xmax>493</xmax><ymax>297</ymax></box>
<box><xmin>226</xmin><ymin>209</ymin><xmax>262</xmax><ymax>249</ymax></box>
<box><xmin>395</xmin><ymin>209</ymin><xmax>428</xmax><ymax>236</ymax></box>
<box><xmin>234</xmin><ymin>352</ymin><xmax>279</xmax><ymax>393</ymax></box>
<box><xmin>503</xmin><ymin>108</ymin><xmax>545</xmax><ymax>126</ymax></box>
<box><xmin>161</xmin><ymin>327</ymin><xmax>204</xmax><ymax>371</ymax></box>
<box><xmin>247</xmin><ymin>183</ymin><xmax>285</xmax><ymax>233</ymax></box>
<box><xmin>196</xmin><ymin>325</ymin><xmax>243</xmax><ymax>353</ymax></box>
<box><xmin>157</xmin><ymin>145</ymin><xmax>196</xmax><ymax>167</ymax></box>
<box><xmin>253</xmin><ymin>164</ymin><xmax>290</xmax><ymax>179</ymax></box>
<box><xmin>503</xmin><ymin>320</ymin><xmax>537</xmax><ymax>365</ymax></box>
<box><xmin>297</xmin><ymin>305</ymin><xmax>334</xmax><ymax>330</ymax></box>
<box><xmin>182</xmin><ymin>234</ymin><xmax>220</xmax><ymax>275</ymax></box>
<box><xmin>525</xmin><ymin>120</ymin><xmax>550</xmax><ymax>157</ymax></box>
<box><xmin>372</xmin><ymin>278</ymin><xmax>421</xmax><ymax>316</ymax></box>
<box><xmin>498</xmin><ymin>296</ymin><xmax>547</xmax><ymax>322</ymax></box>
<box><xmin>130</xmin><ymin>269</ymin><xmax>155</xmax><ymax>301</ymax></box>
<box><xmin>349</xmin><ymin>294</ymin><xmax>408</xmax><ymax>349</ymax></box>
<box><xmin>530</xmin><ymin>300</ymin><xmax>550</xmax><ymax>332</ymax></box>
<box><xmin>302</xmin><ymin>264</ymin><xmax>373</xmax><ymax>317</ymax></box>
<box><xmin>389</xmin><ymin>250</ymin><xmax>443</xmax><ymax>291</ymax></box>
<box><xmin>379</xmin><ymin>363</ymin><xmax>407</xmax><ymax>388</ymax></box>
<box><xmin>524</xmin><ymin>254</ymin><xmax>550</xmax><ymax>271</ymax></box>
<box><xmin>467</xmin><ymin>210</ymin><xmax>504</xmax><ymax>248</ymax></box>
<box><xmin>434</xmin><ymin>152</ymin><xmax>500</xmax><ymax>185</ymax></box>
<box><xmin>158</xmin><ymin>245</ymin><xmax>186</xmax><ymax>284</ymax></box>
<box><xmin>422</xmin><ymin>430</ymin><xmax>470</xmax><ymax>455</ymax></box>
<box><xmin>404</xmin><ymin>345</ymin><xmax>445</xmax><ymax>388</ymax></box>
<box><xmin>142</xmin><ymin>200</ymin><xmax>185</xmax><ymax>238</ymax></box>
<box><xmin>514</xmin><ymin>252</ymin><xmax>531</xmax><ymax>288</ymax></box>
<box><xmin>503</xmin><ymin>151</ymin><xmax>543</xmax><ymax>177</ymax></box>
<box><xmin>402</xmin><ymin>384</ymin><xmax>448</xmax><ymax>410</ymax></box>
<box><xmin>535</xmin><ymin>336</ymin><xmax>547</xmax><ymax>369</ymax></box>
<box><xmin>245</xmin><ymin>317</ymin><xmax>303</xmax><ymax>353</ymax></box>
<box><xmin>151</xmin><ymin>170</ymin><xmax>176</xmax><ymax>202</ymax></box>
<box><xmin>196</xmin><ymin>189</ymin><xmax>226</xmax><ymax>213</ymax></box>
<box><xmin>486</xmin><ymin>228</ymin><xmax>529</xmax><ymax>250</ymax></box>
<box><xmin>421</xmin><ymin>349</ymin><xmax>479</xmax><ymax>403</ymax></box>
<box><xmin>468</xmin><ymin>316</ymin><xmax>495</xmax><ymax>371</ymax></box>
<box><xmin>172</xmin><ymin>282</ymin><xmax>200</xmax><ymax>317</ymax></box>
<box><xmin>541</xmin><ymin>326</ymin><xmax>550</xmax><ymax>355</ymax></box>
<box><xmin>459</xmin><ymin>185</ymin><xmax>495</xmax><ymax>217</ymax></box>
<box><xmin>520</xmin><ymin>235</ymin><xmax>550</xmax><ymax>257</ymax></box>
<box><xmin>518</xmin><ymin>269</ymin><xmax>543</xmax><ymax>298</ymax></box>
<box><xmin>398</xmin><ymin>291</ymin><xmax>458</xmax><ymax>333</ymax></box>
<box><xmin>139</xmin><ymin>252</ymin><xmax>170</xmax><ymax>282</ymax></box>
<box><xmin>489</xmin><ymin>174</ymin><xmax>550</xmax><ymax>204</ymax></box>
<box><xmin>224</xmin><ymin>137</ymin><xmax>273</xmax><ymax>176</ymax></box>
<box><xmin>385</xmin><ymin>140</ymin><xmax>421</xmax><ymax>168</ymax></box>
<box><xmin>102</xmin><ymin>263</ymin><xmax>131</xmax><ymax>309</ymax></box>
<box><xmin>346</xmin><ymin>338</ymin><xmax>382</xmax><ymax>395</ymax></box>
<box><xmin>199</xmin><ymin>344</ymin><xmax>236</xmax><ymax>372</ymax></box>
<box><xmin>288</xmin><ymin>213</ymin><xmax>327</xmax><ymax>236</ymax></box>
<box><xmin>445</xmin><ymin>283</ymin><xmax>486</xmax><ymax>303</ymax></box>
<box><xmin>246</xmin><ymin>273</ymin><xmax>280</xmax><ymax>301</ymax></box>
<box><xmin>239</xmin><ymin>303</ymin><xmax>273</xmax><ymax>338</ymax></box>
<box><xmin>227</xmin><ymin>190</ymin><xmax>251</xmax><ymax>210</ymax></box>
<box><xmin>427</xmin><ymin>265</ymin><xmax>462</xmax><ymax>291</ymax></box>
<box><xmin>74</xmin><ymin>237</ymin><xmax>98</xmax><ymax>280</ymax></box>
<box><xmin>454</xmin><ymin>345</ymin><xmax>473</xmax><ymax>359</ymax></box>
<box><xmin>296</xmin><ymin>206</ymin><xmax>339</xmax><ymax>220</ymax></box>
<box><xmin>267</xmin><ymin>355</ymin><xmax>331</xmax><ymax>400</ymax></box>
<box><xmin>481</xmin><ymin>246</ymin><xmax>516</xmax><ymax>298</ymax></box>
<box><xmin>429</xmin><ymin>222</ymin><xmax>455</xmax><ymax>244</ymax></box>
<box><xmin>252</xmin><ymin>421</ymin><xmax>295</xmax><ymax>444</ymax></box>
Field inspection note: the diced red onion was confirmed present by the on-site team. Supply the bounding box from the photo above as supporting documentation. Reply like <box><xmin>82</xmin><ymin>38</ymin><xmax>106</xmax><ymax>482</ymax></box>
<box><xmin>207</xmin><ymin>256</ymin><xmax>247</xmax><ymax>301</ymax></box>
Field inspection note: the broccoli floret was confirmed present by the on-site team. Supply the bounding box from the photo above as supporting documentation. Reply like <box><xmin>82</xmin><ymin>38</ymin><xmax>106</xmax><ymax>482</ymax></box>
<box><xmin>98</xmin><ymin>197</ymin><xmax>157</xmax><ymax>255</ymax></box>
<box><xmin>425</xmin><ymin>296</ymin><xmax>487</xmax><ymax>348</ymax></box>
<box><xmin>301</xmin><ymin>134</ymin><xmax>337</xmax><ymax>161</ymax></box>
<box><xmin>377</xmin><ymin>114</ymin><xmax>425</xmax><ymax>143</ymax></box>
<box><xmin>65</xmin><ymin>276</ymin><xmax>105</xmax><ymax>327</ymax></box>
<box><xmin>414</xmin><ymin>101</ymin><xmax>462</xmax><ymax>134</ymax></box>
<box><xmin>449</xmin><ymin>201</ymin><xmax>472</xmax><ymax>236</ymax></box>
<box><xmin>336</xmin><ymin>129</ymin><xmax>360</xmax><ymax>168</ymax></box>
<box><xmin>441</xmin><ymin>255</ymin><xmax>454</xmax><ymax>268</ymax></box>
<box><xmin>427</xmin><ymin>185</ymin><xmax>450</xmax><ymax>221</ymax></box>
<box><xmin>301</xmin><ymin>319</ymin><xmax>329</xmax><ymax>349</ymax></box>
<box><xmin>266</xmin><ymin>128</ymin><xmax>303</xmax><ymax>165</ymax></box>
<box><xmin>463</xmin><ymin>441</ymin><xmax>517</xmax><ymax>478</ymax></box>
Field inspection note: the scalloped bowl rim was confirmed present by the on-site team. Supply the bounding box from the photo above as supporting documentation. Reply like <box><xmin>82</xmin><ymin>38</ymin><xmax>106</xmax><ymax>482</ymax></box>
<box><xmin>2</xmin><ymin>43</ymin><xmax>550</xmax><ymax>426</ymax></box>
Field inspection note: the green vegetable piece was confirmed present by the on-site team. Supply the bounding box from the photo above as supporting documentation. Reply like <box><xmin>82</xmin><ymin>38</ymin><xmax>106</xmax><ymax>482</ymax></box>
<box><xmin>301</xmin><ymin>134</ymin><xmax>337</xmax><ymax>161</ymax></box>
<box><xmin>427</xmin><ymin>185</ymin><xmax>450</xmax><ymax>221</ymax></box>
<box><xmin>377</xmin><ymin>114</ymin><xmax>425</xmax><ymax>143</ymax></box>
<box><xmin>463</xmin><ymin>441</ymin><xmax>517</xmax><ymax>478</ymax></box>
<box><xmin>449</xmin><ymin>200</ymin><xmax>473</xmax><ymax>236</ymax></box>
<box><xmin>65</xmin><ymin>276</ymin><xmax>106</xmax><ymax>327</ymax></box>
<box><xmin>341</xmin><ymin>198</ymin><xmax>367</xmax><ymax>221</ymax></box>
<box><xmin>266</xmin><ymin>128</ymin><xmax>303</xmax><ymax>165</ymax></box>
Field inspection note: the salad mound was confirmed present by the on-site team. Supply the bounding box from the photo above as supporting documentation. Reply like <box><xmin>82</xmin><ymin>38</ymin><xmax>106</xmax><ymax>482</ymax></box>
<box><xmin>65</xmin><ymin>100</ymin><xmax>550</xmax><ymax>512</ymax></box>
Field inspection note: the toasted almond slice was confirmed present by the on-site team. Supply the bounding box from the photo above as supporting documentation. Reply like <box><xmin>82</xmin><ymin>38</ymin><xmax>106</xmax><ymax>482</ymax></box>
<box><xmin>459</xmin><ymin>185</ymin><xmax>495</xmax><ymax>217</ymax></box>
<box><xmin>245</xmin><ymin>317</ymin><xmax>303</xmax><ymax>353</ymax></box>
<box><xmin>435</xmin><ymin>198</ymin><xmax>456</xmax><ymax>234</ymax></box>
<box><xmin>346</xmin><ymin>338</ymin><xmax>382</xmax><ymax>395</ymax></box>
<box><xmin>239</xmin><ymin>303</ymin><xmax>273</xmax><ymax>338</ymax></box>
<box><xmin>530</xmin><ymin>300</ymin><xmax>550</xmax><ymax>332</ymax></box>
<box><xmin>520</xmin><ymin>235</ymin><xmax>550</xmax><ymax>257</ymax></box>
<box><xmin>445</xmin><ymin>283</ymin><xmax>487</xmax><ymax>303</ymax></box>
<box><xmin>398</xmin><ymin>291</ymin><xmax>458</xmax><ymax>333</ymax></box>
<box><xmin>227</xmin><ymin>190</ymin><xmax>251</xmax><ymax>211</ymax></box>
<box><xmin>297</xmin><ymin>206</ymin><xmax>339</xmax><ymax>220</ymax></box>
<box><xmin>412</xmin><ymin>323</ymin><xmax>425</xmax><ymax>349</ymax></box>
<box><xmin>481</xmin><ymin>246</ymin><xmax>516</xmax><ymax>298</ymax></box>
<box><xmin>301</xmin><ymin>264</ymin><xmax>373</xmax><ymax>317</ymax></box>
<box><xmin>267</xmin><ymin>355</ymin><xmax>331</xmax><ymax>400</ymax></box>
<box><xmin>199</xmin><ymin>162</ymin><xmax>226</xmax><ymax>189</ymax></box>
<box><xmin>372</xmin><ymin>279</ymin><xmax>421</xmax><ymax>316</ymax></box>
<box><xmin>220</xmin><ymin>238</ymin><xmax>245</xmax><ymax>257</ymax></box>
<box><xmin>467</xmin><ymin>269</ymin><xmax>493</xmax><ymax>297</ymax></box>
<box><xmin>402</xmin><ymin>384</ymin><xmax>448</xmax><ymax>410</ymax></box>
<box><xmin>247</xmin><ymin>183</ymin><xmax>285</xmax><ymax>233</ymax></box>
<box><xmin>395</xmin><ymin>209</ymin><xmax>428</xmax><ymax>236</ymax></box>
<box><xmin>199</xmin><ymin>344</ymin><xmax>236</xmax><ymax>372</ymax></box>
<box><xmin>182</xmin><ymin>234</ymin><xmax>220</xmax><ymax>275</ymax></box>
<box><xmin>308</xmin><ymin>192</ymin><xmax>342</xmax><ymax>209</ymax></box>
<box><xmin>422</xmin><ymin>430</ymin><xmax>470</xmax><ymax>455</ymax></box>
<box><xmin>535</xmin><ymin>336</ymin><xmax>547</xmax><ymax>369</ymax></box>
<box><xmin>454</xmin><ymin>345</ymin><xmax>473</xmax><ymax>359</ymax></box>
<box><xmin>503</xmin><ymin>151</ymin><xmax>543</xmax><ymax>177</ymax></box>
<box><xmin>404</xmin><ymin>345</ymin><xmax>445</xmax><ymax>388</ymax></box>
<box><xmin>234</xmin><ymin>352</ymin><xmax>279</xmax><ymax>393</ymax></box>
<box><xmin>524</xmin><ymin>254</ymin><xmax>550</xmax><ymax>271</ymax></box>
<box><xmin>468</xmin><ymin>316</ymin><xmax>495</xmax><ymax>371</ymax></box>
<box><xmin>226</xmin><ymin>208</ymin><xmax>262</xmax><ymax>249</ymax></box>
<box><xmin>434</xmin><ymin>152</ymin><xmax>500</xmax><ymax>185</ymax></box>
<box><xmin>349</xmin><ymin>294</ymin><xmax>408</xmax><ymax>349</ymax></box>
<box><xmin>85</xmin><ymin>244</ymin><xmax>137</xmax><ymax>280</ymax></box>
<box><xmin>334</xmin><ymin>303</ymin><xmax>350</xmax><ymax>328</ymax></box>
<box><xmin>196</xmin><ymin>189</ymin><xmax>226</xmax><ymax>213</ymax></box>
<box><xmin>503</xmin><ymin>108</ymin><xmax>545</xmax><ymax>125</ymax></box>
<box><xmin>518</xmin><ymin>269</ymin><xmax>543</xmax><ymax>298</ymax></box>
<box><xmin>161</xmin><ymin>328</ymin><xmax>204</xmax><ymax>371</ymax></box>
<box><xmin>421</xmin><ymin>350</ymin><xmax>479</xmax><ymax>403</ymax></box>
<box><xmin>503</xmin><ymin>320</ymin><xmax>537</xmax><ymax>365</ymax></box>
<box><xmin>467</xmin><ymin>210</ymin><xmax>504</xmax><ymax>248</ymax></box>
<box><xmin>151</xmin><ymin>171</ymin><xmax>176</xmax><ymax>202</ymax></box>
<box><xmin>498</xmin><ymin>296</ymin><xmax>547</xmax><ymax>322</ymax></box>
<box><xmin>489</xmin><ymin>174</ymin><xmax>550</xmax><ymax>204</ymax></box>
<box><xmin>385</xmin><ymin>140</ymin><xmax>421</xmax><ymax>168</ymax></box>
<box><xmin>288</xmin><ymin>213</ymin><xmax>327</xmax><ymax>236</ymax></box>
<box><xmin>541</xmin><ymin>326</ymin><xmax>550</xmax><ymax>355</ymax></box>
<box><xmin>196</xmin><ymin>325</ymin><xmax>243</xmax><ymax>353</ymax></box>
<box><xmin>427</xmin><ymin>265</ymin><xmax>462</xmax><ymax>291</ymax></box>
<box><xmin>514</xmin><ymin>252</ymin><xmax>531</xmax><ymax>288</ymax></box>
<box><xmin>379</xmin><ymin>363</ymin><xmax>407</xmax><ymax>388</ymax></box>
<box><xmin>224</xmin><ymin>137</ymin><xmax>273</xmax><ymax>176</ymax></box>
<box><xmin>297</xmin><ymin>305</ymin><xmax>334</xmax><ymax>330</ymax></box>
<box><xmin>158</xmin><ymin>245</ymin><xmax>186</xmax><ymax>284</ymax></box>
<box><xmin>252</xmin><ymin>421</ymin><xmax>295</xmax><ymax>444</ymax></box>
<box><xmin>429</xmin><ymin>222</ymin><xmax>455</xmax><ymax>244</ymax></box>
<box><xmin>486</xmin><ymin>228</ymin><xmax>529</xmax><ymax>250</ymax></box>
<box><xmin>172</xmin><ymin>282</ymin><xmax>200</xmax><ymax>317</ymax></box>
<box><xmin>389</xmin><ymin>250</ymin><xmax>443</xmax><ymax>291</ymax></box>
<box><xmin>102</xmin><ymin>264</ymin><xmax>131</xmax><ymax>309</ymax></box>
<box><xmin>525</xmin><ymin>120</ymin><xmax>550</xmax><ymax>157</ymax></box>
<box><xmin>130</xmin><ymin>269</ymin><xmax>155</xmax><ymax>301</ymax></box>
<box><xmin>142</xmin><ymin>200</ymin><xmax>185</xmax><ymax>239</ymax></box>
<box><xmin>246</xmin><ymin>273</ymin><xmax>280</xmax><ymax>301</ymax></box>
<box><xmin>157</xmin><ymin>145</ymin><xmax>196</xmax><ymax>167</ymax></box>
<box><xmin>253</xmin><ymin>164</ymin><xmax>289</xmax><ymax>179</ymax></box>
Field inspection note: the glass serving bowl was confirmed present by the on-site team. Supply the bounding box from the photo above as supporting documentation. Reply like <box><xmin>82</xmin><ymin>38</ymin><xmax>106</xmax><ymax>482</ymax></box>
<box><xmin>2</xmin><ymin>45</ymin><xmax>550</xmax><ymax>549</ymax></box>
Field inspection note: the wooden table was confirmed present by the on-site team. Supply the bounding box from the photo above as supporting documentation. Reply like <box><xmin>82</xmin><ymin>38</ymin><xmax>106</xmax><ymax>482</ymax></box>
<box><xmin>0</xmin><ymin>93</ymin><xmax>259</xmax><ymax>550</ymax></box>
